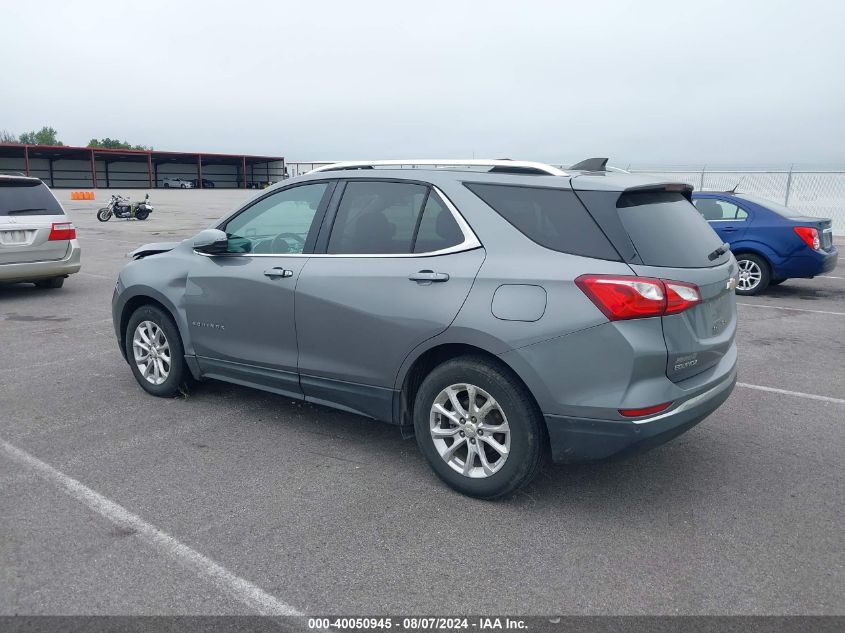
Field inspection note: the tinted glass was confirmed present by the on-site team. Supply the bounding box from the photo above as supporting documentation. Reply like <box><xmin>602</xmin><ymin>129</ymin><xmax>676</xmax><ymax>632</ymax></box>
<box><xmin>328</xmin><ymin>181</ymin><xmax>427</xmax><ymax>254</ymax></box>
<box><xmin>0</xmin><ymin>181</ymin><xmax>64</xmax><ymax>216</ymax></box>
<box><xmin>693</xmin><ymin>198</ymin><xmax>747</xmax><ymax>221</ymax></box>
<box><xmin>465</xmin><ymin>183</ymin><xmax>619</xmax><ymax>260</ymax></box>
<box><xmin>224</xmin><ymin>183</ymin><xmax>327</xmax><ymax>254</ymax></box>
<box><xmin>617</xmin><ymin>191</ymin><xmax>728</xmax><ymax>267</ymax></box>
<box><xmin>413</xmin><ymin>192</ymin><xmax>463</xmax><ymax>253</ymax></box>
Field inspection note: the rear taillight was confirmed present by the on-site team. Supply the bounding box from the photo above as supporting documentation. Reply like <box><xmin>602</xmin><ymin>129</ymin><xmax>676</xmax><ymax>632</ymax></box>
<box><xmin>664</xmin><ymin>280</ymin><xmax>703</xmax><ymax>315</ymax></box>
<box><xmin>48</xmin><ymin>222</ymin><xmax>76</xmax><ymax>241</ymax></box>
<box><xmin>794</xmin><ymin>226</ymin><xmax>820</xmax><ymax>250</ymax></box>
<box><xmin>575</xmin><ymin>274</ymin><xmax>702</xmax><ymax>321</ymax></box>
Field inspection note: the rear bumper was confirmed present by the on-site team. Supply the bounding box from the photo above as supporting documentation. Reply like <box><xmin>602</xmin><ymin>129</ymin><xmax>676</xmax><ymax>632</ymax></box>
<box><xmin>0</xmin><ymin>240</ymin><xmax>81</xmax><ymax>283</ymax></box>
<box><xmin>773</xmin><ymin>246</ymin><xmax>838</xmax><ymax>278</ymax></box>
<box><xmin>544</xmin><ymin>365</ymin><xmax>736</xmax><ymax>463</ymax></box>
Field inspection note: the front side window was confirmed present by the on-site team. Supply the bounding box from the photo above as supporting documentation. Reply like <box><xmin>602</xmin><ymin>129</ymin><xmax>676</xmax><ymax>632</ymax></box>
<box><xmin>327</xmin><ymin>181</ymin><xmax>428</xmax><ymax>254</ymax></box>
<box><xmin>223</xmin><ymin>183</ymin><xmax>328</xmax><ymax>254</ymax></box>
<box><xmin>693</xmin><ymin>198</ymin><xmax>748</xmax><ymax>221</ymax></box>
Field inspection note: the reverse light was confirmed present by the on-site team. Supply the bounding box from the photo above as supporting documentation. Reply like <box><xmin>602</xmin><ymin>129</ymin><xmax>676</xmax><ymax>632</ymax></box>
<box><xmin>619</xmin><ymin>402</ymin><xmax>673</xmax><ymax>418</ymax></box>
<box><xmin>48</xmin><ymin>222</ymin><xmax>76</xmax><ymax>241</ymax></box>
<box><xmin>575</xmin><ymin>275</ymin><xmax>702</xmax><ymax>321</ymax></box>
<box><xmin>793</xmin><ymin>226</ymin><xmax>820</xmax><ymax>250</ymax></box>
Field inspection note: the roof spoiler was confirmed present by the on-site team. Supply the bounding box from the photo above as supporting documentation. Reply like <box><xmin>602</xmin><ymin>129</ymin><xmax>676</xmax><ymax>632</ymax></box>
<box><xmin>569</xmin><ymin>157</ymin><xmax>609</xmax><ymax>172</ymax></box>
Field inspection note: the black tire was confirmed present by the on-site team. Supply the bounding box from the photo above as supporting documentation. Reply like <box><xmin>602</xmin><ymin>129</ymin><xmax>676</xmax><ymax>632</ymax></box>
<box><xmin>34</xmin><ymin>277</ymin><xmax>64</xmax><ymax>289</ymax></box>
<box><xmin>135</xmin><ymin>210</ymin><xmax>149</xmax><ymax>221</ymax></box>
<box><xmin>163</xmin><ymin>183</ymin><xmax>170</xmax><ymax>188</ymax></box>
<box><xmin>735</xmin><ymin>253</ymin><xmax>770</xmax><ymax>296</ymax></box>
<box><xmin>180</xmin><ymin>184</ymin><xmax>186</xmax><ymax>189</ymax></box>
<box><xmin>413</xmin><ymin>356</ymin><xmax>545</xmax><ymax>499</ymax></box>
<box><xmin>97</xmin><ymin>208</ymin><xmax>111</xmax><ymax>222</ymax></box>
<box><xmin>124</xmin><ymin>304</ymin><xmax>187</xmax><ymax>397</ymax></box>
<box><xmin>769</xmin><ymin>278</ymin><xmax>786</xmax><ymax>286</ymax></box>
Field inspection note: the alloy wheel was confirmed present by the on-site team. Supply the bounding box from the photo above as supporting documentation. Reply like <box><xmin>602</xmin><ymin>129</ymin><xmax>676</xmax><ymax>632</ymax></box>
<box><xmin>737</xmin><ymin>258</ymin><xmax>762</xmax><ymax>291</ymax></box>
<box><xmin>132</xmin><ymin>320</ymin><xmax>171</xmax><ymax>385</ymax></box>
<box><xmin>429</xmin><ymin>383</ymin><xmax>511</xmax><ymax>478</ymax></box>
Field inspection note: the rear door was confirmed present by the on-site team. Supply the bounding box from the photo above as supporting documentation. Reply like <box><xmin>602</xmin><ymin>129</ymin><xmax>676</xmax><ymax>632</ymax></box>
<box><xmin>295</xmin><ymin>179</ymin><xmax>484</xmax><ymax>420</ymax></box>
<box><xmin>691</xmin><ymin>195</ymin><xmax>750</xmax><ymax>244</ymax></box>
<box><xmin>0</xmin><ymin>179</ymin><xmax>70</xmax><ymax>265</ymax></box>
<box><xmin>575</xmin><ymin>185</ymin><xmax>738</xmax><ymax>383</ymax></box>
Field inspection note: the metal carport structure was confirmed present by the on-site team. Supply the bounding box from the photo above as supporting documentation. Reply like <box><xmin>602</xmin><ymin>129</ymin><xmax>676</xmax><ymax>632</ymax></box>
<box><xmin>0</xmin><ymin>144</ymin><xmax>285</xmax><ymax>189</ymax></box>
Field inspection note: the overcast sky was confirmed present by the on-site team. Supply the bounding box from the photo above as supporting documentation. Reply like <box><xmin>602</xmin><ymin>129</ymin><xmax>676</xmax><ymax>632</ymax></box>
<box><xmin>3</xmin><ymin>0</ymin><xmax>844</xmax><ymax>166</ymax></box>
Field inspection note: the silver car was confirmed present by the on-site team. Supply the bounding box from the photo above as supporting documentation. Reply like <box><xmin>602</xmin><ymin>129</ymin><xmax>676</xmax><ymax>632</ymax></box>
<box><xmin>0</xmin><ymin>175</ymin><xmax>81</xmax><ymax>288</ymax></box>
<box><xmin>112</xmin><ymin>159</ymin><xmax>738</xmax><ymax>498</ymax></box>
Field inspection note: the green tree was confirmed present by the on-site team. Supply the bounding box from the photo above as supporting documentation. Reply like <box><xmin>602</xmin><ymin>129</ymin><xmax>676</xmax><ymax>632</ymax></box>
<box><xmin>88</xmin><ymin>137</ymin><xmax>151</xmax><ymax>150</ymax></box>
<box><xmin>0</xmin><ymin>129</ymin><xmax>18</xmax><ymax>143</ymax></box>
<box><xmin>18</xmin><ymin>126</ymin><xmax>63</xmax><ymax>146</ymax></box>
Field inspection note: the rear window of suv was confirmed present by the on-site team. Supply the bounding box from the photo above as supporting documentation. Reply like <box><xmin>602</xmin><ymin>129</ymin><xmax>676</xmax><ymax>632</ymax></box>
<box><xmin>616</xmin><ymin>191</ymin><xmax>728</xmax><ymax>267</ymax></box>
<box><xmin>0</xmin><ymin>180</ymin><xmax>64</xmax><ymax>216</ymax></box>
<box><xmin>465</xmin><ymin>183</ymin><xmax>620</xmax><ymax>260</ymax></box>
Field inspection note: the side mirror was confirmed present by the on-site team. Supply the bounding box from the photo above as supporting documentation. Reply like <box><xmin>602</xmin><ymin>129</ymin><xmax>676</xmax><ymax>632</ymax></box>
<box><xmin>192</xmin><ymin>228</ymin><xmax>228</xmax><ymax>254</ymax></box>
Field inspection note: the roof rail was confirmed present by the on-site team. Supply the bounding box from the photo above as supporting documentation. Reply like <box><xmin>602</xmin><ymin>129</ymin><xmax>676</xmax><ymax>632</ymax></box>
<box><xmin>307</xmin><ymin>159</ymin><xmax>568</xmax><ymax>176</ymax></box>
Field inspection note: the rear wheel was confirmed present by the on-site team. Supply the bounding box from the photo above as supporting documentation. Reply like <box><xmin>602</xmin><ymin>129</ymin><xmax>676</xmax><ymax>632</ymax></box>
<box><xmin>413</xmin><ymin>356</ymin><xmax>545</xmax><ymax>499</ymax></box>
<box><xmin>163</xmin><ymin>183</ymin><xmax>170</xmax><ymax>188</ymax></box>
<box><xmin>735</xmin><ymin>254</ymin><xmax>770</xmax><ymax>295</ymax></box>
<box><xmin>34</xmin><ymin>277</ymin><xmax>64</xmax><ymax>289</ymax></box>
<box><xmin>125</xmin><ymin>305</ymin><xmax>187</xmax><ymax>397</ymax></box>
<box><xmin>135</xmin><ymin>209</ymin><xmax>149</xmax><ymax>220</ymax></box>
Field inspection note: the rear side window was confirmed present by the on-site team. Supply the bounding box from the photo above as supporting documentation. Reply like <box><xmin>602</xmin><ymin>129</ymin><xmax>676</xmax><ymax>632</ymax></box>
<box><xmin>693</xmin><ymin>198</ymin><xmax>748</xmax><ymax>221</ymax></box>
<box><xmin>413</xmin><ymin>192</ymin><xmax>463</xmax><ymax>253</ymax></box>
<box><xmin>327</xmin><ymin>181</ymin><xmax>428</xmax><ymax>254</ymax></box>
<box><xmin>0</xmin><ymin>181</ymin><xmax>64</xmax><ymax>216</ymax></box>
<box><xmin>617</xmin><ymin>191</ymin><xmax>728</xmax><ymax>267</ymax></box>
<box><xmin>464</xmin><ymin>183</ymin><xmax>620</xmax><ymax>260</ymax></box>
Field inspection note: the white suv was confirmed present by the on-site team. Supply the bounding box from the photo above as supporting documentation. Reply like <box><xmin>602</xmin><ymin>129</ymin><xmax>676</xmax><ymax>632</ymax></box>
<box><xmin>161</xmin><ymin>178</ymin><xmax>193</xmax><ymax>189</ymax></box>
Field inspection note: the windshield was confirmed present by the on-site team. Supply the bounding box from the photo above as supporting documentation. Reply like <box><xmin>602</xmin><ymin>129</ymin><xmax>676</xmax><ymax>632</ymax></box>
<box><xmin>0</xmin><ymin>181</ymin><xmax>65</xmax><ymax>217</ymax></box>
<box><xmin>736</xmin><ymin>194</ymin><xmax>806</xmax><ymax>218</ymax></box>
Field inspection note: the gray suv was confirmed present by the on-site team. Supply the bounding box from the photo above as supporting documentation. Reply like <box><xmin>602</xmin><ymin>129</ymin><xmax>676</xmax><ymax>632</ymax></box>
<box><xmin>112</xmin><ymin>159</ymin><xmax>738</xmax><ymax>498</ymax></box>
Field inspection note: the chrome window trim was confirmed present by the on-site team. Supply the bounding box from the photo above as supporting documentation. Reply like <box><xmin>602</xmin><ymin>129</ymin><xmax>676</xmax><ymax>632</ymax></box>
<box><xmin>706</xmin><ymin>218</ymin><xmax>747</xmax><ymax>223</ymax></box>
<box><xmin>195</xmin><ymin>186</ymin><xmax>482</xmax><ymax>259</ymax></box>
<box><xmin>308</xmin><ymin>159</ymin><xmax>568</xmax><ymax>177</ymax></box>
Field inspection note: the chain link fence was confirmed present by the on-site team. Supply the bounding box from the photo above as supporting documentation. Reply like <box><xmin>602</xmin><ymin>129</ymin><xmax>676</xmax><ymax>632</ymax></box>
<box><xmin>629</xmin><ymin>168</ymin><xmax>845</xmax><ymax>234</ymax></box>
<box><xmin>286</xmin><ymin>162</ymin><xmax>845</xmax><ymax>234</ymax></box>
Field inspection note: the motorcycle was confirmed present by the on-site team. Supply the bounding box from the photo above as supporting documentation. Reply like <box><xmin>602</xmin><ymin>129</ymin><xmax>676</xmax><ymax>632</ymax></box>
<box><xmin>97</xmin><ymin>194</ymin><xmax>154</xmax><ymax>222</ymax></box>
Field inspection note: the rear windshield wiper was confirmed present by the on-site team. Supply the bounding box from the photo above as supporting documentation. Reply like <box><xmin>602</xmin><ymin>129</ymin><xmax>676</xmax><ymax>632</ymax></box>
<box><xmin>6</xmin><ymin>208</ymin><xmax>50</xmax><ymax>215</ymax></box>
<box><xmin>708</xmin><ymin>242</ymin><xmax>731</xmax><ymax>261</ymax></box>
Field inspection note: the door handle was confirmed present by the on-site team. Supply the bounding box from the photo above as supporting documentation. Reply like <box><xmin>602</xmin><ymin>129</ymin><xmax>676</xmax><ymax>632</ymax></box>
<box><xmin>408</xmin><ymin>270</ymin><xmax>450</xmax><ymax>283</ymax></box>
<box><xmin>721</xmin><ymin>227</ymin><xmax>737</xmax><ymax>232</ymax></box>
<box><xmin>264</xmin><ymin>267</ymin><xmax>293</xmax><ymax>278</ymax></box>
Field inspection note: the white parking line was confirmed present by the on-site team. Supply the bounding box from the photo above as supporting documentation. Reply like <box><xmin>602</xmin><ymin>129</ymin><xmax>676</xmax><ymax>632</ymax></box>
<box><xmin>737</xmin><ymin>303</ymin><xmax>845</xmax><ymax>316</ymax></box>
<box><xmin>0</xmin><ymin>437</ymin><xmax>301</xmax><ymax>616</ymax></box>
<box><xmin>737</xmin><ymin>383</ymin><xmax>845</xmax><ymax>405</ymax></box>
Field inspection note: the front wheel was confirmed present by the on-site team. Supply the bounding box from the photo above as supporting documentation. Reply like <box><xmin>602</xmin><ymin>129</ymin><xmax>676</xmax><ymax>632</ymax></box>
<box><xmin>125</xmin><ymin>305</ymin><xmax>188</xmax><ymax>397</ymax></box>
<box><xmin>97</xmin><ymin>208</ymin><xmax>112</xmax><ymax>222</ymax></box>
<box><xmin>736</xmin><ymin>254</ymin><xmax>770</xmax><ymax>295</ymax></box>
<box><xmin>413</xmin><ymin>356</ymin><xmax>545</xmax><ymax>499</ymax></box>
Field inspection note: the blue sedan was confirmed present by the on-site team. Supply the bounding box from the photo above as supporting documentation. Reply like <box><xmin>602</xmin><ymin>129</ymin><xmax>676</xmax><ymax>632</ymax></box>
<box><xmin>691</xmin><ymin>192</ymin><xmax>838</xmax><ymax>295</ymax></box>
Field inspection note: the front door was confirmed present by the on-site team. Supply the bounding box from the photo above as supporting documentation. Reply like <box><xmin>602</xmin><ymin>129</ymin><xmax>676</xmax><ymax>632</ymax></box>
<box><xmin>295</xmin><ymin>179</ymin><xmax>485</xmax><ymax>420</ymax></box>
<box><xmin>185</xmin><ymin>181</ymin><xmax>333</xmax><ymax>398</ymax></box>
